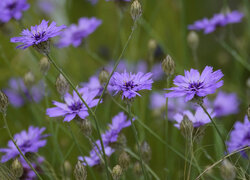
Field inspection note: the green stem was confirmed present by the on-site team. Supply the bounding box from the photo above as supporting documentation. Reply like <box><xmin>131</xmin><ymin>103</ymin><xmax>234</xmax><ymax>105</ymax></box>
<box><xmin>127</xmin><ymin>103</ymin><xmax>148</xmax><ymax>180</ymax></box>
<box><xmin>45</xmin><ymin>54</ymin><xmax>111</xmax><ymax>180</ymax></box>
<box><xmin>164</xmin><ymin>77</ymin><xmax>169</xmax><ymax>176</ymax></box>
<box><xmin>199</xmin><ymin>103</ymin><xmax>228</xmax><ymax>154</ymax></box>
<box><xmin>2</xmin><ymin>113</ymin><xmax>43</xmax><ymax>180</ymax></box>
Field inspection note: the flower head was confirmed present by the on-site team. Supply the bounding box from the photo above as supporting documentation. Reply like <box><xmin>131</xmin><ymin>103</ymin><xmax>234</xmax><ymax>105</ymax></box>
<box><xmin>4</xmin><ymin>78</ymin><xmax>45</xmax><ymax>107</ymax></box>
<box><xmin>0</xmin><ymin>126</ymin><xmax>48</xmax><ymax>163</ymax></box>
<box><xmin>46</xmin><ymin>87</ymin><xmax>100</xmax><ymax>122</ymax></box>
<box><xmin>227</xmin><ymin>116</ymin><xmax>250</xmax><ymax>156</ymax></box>
<box><xmin>0</xmin><ymin>0</ymin><xmax>29</xmax><ymax>23</ymax></box>
<box><xmin>165</xmin><ymin>66</ymin><xmax>224</xmax><ymax>102</ymax></box>
<box><xmin>173</xmin><ymin>107</ymin><xmax>215</xmax><ymax>128</ymax></box>
<box><xmin>188</xmin><ymin>11</ymin><xmax>244</xmax><ymax>34</ymax></box>
<box><xmin>11</xmin><ymin>20</ymin><xmax>66</xmax><ymax>51</ymax></box>
<box><xmin>109</xmin><ymin>71</ymin><xmax>153</xmax><ymax>99</ymax></box>
<box><xmin>58</xmin><ymin>17</ymin><xmax>102</xmax><ymax>48</ymax></box>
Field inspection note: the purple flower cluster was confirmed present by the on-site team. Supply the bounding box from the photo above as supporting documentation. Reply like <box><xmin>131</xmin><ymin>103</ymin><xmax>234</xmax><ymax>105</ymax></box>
<box><xmin>4</xmin><ymin>78</ymin><xmax>45</xmax><ymax>107</ymax></box>
<box><xmin>0</xmin><ymin>126</ymin><xmax>48</xmax><ymax>163</ymax></box>
<box><xmin>58</xmin><ymin>17</ymin><xmax>102</xmax><ymax>48</ymax></box>
<box><xmin>0</xmin><ymin>0</ymin><xmax>29</xmax><ymax>23</ymax></box>
<box><xmin>79</xmin><ymin>112</ymin><xmax>131</xmax><ymax>166</ymax></box>
<box><xmin>109</xmin><ymin>71</ymin><xmax>153</xmax><ymax>99</ymax></box>
<box><xmin>165</xmin><ymin>66</ymin><xmax>224</xmax><ymax>102</ymax></box>
<box><xmin>188</xmin><ymin>11</ymin><xmax>244</xmax><ymax>34</ymax></box>
<box><xmin>11</xmin><ymin>20</ymin><xmax>66</xmax><ymax>49</ymax></box>
<box><xmin>173</xmin><ymin>107</ymin><xmax>215</xmax><ymax>128</ymax></box>
<box><xmin>46</xmin><ymin>88</ymin><xmax>100</xmax><ymax>122</ymax></box>
<box><xmin>227</xmin><ymin>116</ymin><xmax>250</xmax><ymax>156</ymax></box>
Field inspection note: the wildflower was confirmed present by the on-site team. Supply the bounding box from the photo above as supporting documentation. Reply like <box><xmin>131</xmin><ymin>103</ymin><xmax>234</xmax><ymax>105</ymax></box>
<box><xmin>227</xmin><ymin>115</ymin><xmax>250</xmax><ymax>156</ymax></box>
<box><xmin>0</xmin><ymin>126</ymin><xmax>48</xmax><ymax>163</ymax></box>
<box><xmin>81</xmin><ymin>76</ymin><xmax>103</xmax><ymax>96</ymax></box>
<box><xmin>46</xmin><ymin>88</ymin><xmax>100</xmax><ymax>122</ymax></box>
<box><xmin>4</xmin><ymin>78</ymin><xmax>45</xmax><ymax>107</ymax></box>
<box><xmin>173</xmin><ymin>107</ymin><xmax>215</xmax><ymax>128</ymax></box>
<box><xmin>10</xmin><ymin>20</ymin><xmax>66</xmax><ymax>53</ymax></box>
<box><xmin>165</xmin><ymin>66</ymin><xmax>224</xmax><ymax>102</ymax></box>
<box><xmin>188</xmin><ymin>11</ymin><xmax>244</xmax><ymax>34</ymax></box>
<box><xmin>0</xmin><ymin>0</ymin><xmax>30</xmax><ymax>23</ymax></box>
<box><xmin>58</xmin><ymin>17</ymin><xmax>102</xmax><ymax>48</ymax></box>
<box><xmin>109</xmin><ymin>70</ymin><xmax>153</xmax><ymax>99</ymax></box>
<box><xmin>213</xmin><ymin>91</ymin><xmax>239</xmax><ymax>117</ymax></box>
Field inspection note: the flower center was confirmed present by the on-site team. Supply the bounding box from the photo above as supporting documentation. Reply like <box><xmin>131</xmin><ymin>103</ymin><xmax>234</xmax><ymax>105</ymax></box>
<box><xmin>243</xmin><ymin>131</ymin><xmax>250</xmax><ymax>142</ymax></box>
<box><xmin>123</xmin><ymin>81</ymin><xmax>137</xmax><ymax>90</ymax></box>
<box><xmin>19</xmin><ymin>141</ymin><xmax>32</xmax><ymax>151</ymax></box>
<box><xmin>33</xmin><ymin>32</ymin><xmax>46</xmax><ymax>41</ymax></box>
<box><xmin>6</xmin><ymin>2</ymin><xmax>17</xmax><ymax>10</ymax></box>
<box><xmin>69</xmin><ymin>102</ymin><xmax>83</xmax><ymax>111</ymax></box>
<box><xmin>189</xmin><ymin>82</ymin><xmax>203</xmax><ymax>91</ymax></box>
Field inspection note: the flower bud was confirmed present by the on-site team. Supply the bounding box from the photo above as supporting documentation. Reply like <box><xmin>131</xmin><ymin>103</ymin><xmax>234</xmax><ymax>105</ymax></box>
<box><xmin>140</xmin><ymin>141</ymin><xmax>151</xmax><ymax>162</ymax></box>
<box><xmin>0</xmin><ymin>91</ymin><xmax>9</xmax><ymax>114</ymax></box>
<box><xmin>148</xmin><ymin>39</ymin><xmax>157</xmax><ymax>55</ymax></box>
<box><xmin>24</xmin><ymin>71</ymin><xmax>35</xmax><ymax>87</ymax></box>
<box><xmin>133</xmin><ymin>161</ymin><xmax>142</xmax><ymax>176</ymax></box>
<box><xmin>187</xmin><ymin>31</ymin><xmax>199</xmax><ymax>50</ymax></box>
<box><xmin>74</xmin><ymin>161</ymin><xmax>87</xmax><ymax>180</ymax></box>
<box><xmin>161</xmin><ymin>55</ymin><xmax>175</xmax><ymax>77</ymax></box>
<box><xmin>130</xmin><ymin>0</ymin><xmax>142</xmax><ymax>21</ymax></box>
<box><xmin>220</xmin><ymin>159</ymin><xmax>236</xmax><ymax>180</ymax></box>
<box><xmin>180</xmin><ymin>115</ymin><xmax>194</xmax><ymax>140</ymax></box>
<box><xmin>98</xmin><ymin>69</ymin><xmax>109</xmax><ymax>85</ymax></box>
<box><xmin>118</xmin><ymin>151</ymin><xmax>130</xmax><ymax>170</ymax></box>
<box><xmin>64</xmin><ymin>160</ymin><xmax>72</xmax><ymax>177</ymax></box>
<box><xmin>39</xmin><ymin>57</ymin><xmax>50</xmax><ymax>75</ymax></box>
<box><xmin>80</xmin><ymin>119</ymin><xmax>92</xmax><ymax>137</ymax></box>
<box><xmin>112</xmin><ymin>165</ymin><xmax>123</xmax><ymax>180</ymax></box>
<box><xmin>56</xmin><ymin>74</ymin><xmax>69</xmax><ymax>96</ymax></box>
<box><xmin>33</xmin><ymin>40</ymin><xmax>50</xmax><ymax>55</ymax></box>
<box><xmin>11</xmin><ymin>158</ymin><xmax>23</xmax><ymax>178</ymax></box>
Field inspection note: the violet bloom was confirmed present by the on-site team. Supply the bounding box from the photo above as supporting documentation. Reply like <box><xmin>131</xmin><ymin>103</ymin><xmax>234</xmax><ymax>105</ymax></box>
<box><xmin>4</xmin><ymin>78</ymin><xmax>45</xmax><ymax>107</ymax></box>
<box><xmin>173</xmin><ymin>107</ymin><xmax>215</xmax><ymax>128</ymax></box>
<box><xmin>151</xmin><ymin>63</ymin><xmax>164</xmax><ymax>81</ymax></box>
<box><xmin>11</xmin><ymin>20</ymin><xmax>66</xmax><ymax>49</ymax></box>
<box><xmin>109</xmin><ymin>70</ymin><xmax>153</xmax><ymax>99</ymax></box>
<box><xmin>188</xmin><ymin>11</ymin><xmax>244</xmax><ymax>34</ymax></box>
<box><xmin>227</xmin><ymin>116</ymin><xmax>250</xmax><ymax>156</ymax></box>
<box><xmin>0</xmin><ymin>0</ymin><xmax>29</xmax><ymax>23</ymax></box>
<box><xmin>37</xmin><ymin>0</ymin><xmax>55</xmax><ymax>14</ymax></box>
<box><xmin>80</xmin><ymin>76</ymin><xmax>103</xmax><ymax>96</ymax></box>
<box><xmin>46</xmin><ymin>88</ymin><xmax>100</xmax><ymax>122</ymax></box>
<box><xmin>165</xmin><ymin>66</ymin><xmax>224</xmax><ymax>102</ymax></box>
<box><xmin>213</xmin><ymin>91</ymin><xmax>239</xmax><ymax>117</ymax></box>
<box><xmin>58</xmin><ymin>17</ymin><xmax>102</xmax><ymax>48</ymax></box>
<box><xmin>0</xmin><ymin>126</ymin><xmax>48</xmax><ymax>163</ymax></box>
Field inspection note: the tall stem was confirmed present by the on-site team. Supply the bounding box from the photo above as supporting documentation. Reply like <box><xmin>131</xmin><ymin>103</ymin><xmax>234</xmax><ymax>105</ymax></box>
<box><xmin>164</xmin><ymin>77</ymin><xmax>169</xmax><ymax>175</ymax></box>
<box><xmin>2</xmin><ymin>113</ymin><xmax>43</xmax><ymax>180</ymax></box>
<box><xmin>127</xmin><ymin>103</ymin><xmax>148</xmax><ymax>180</ymax></box>
<box><xmin>45</xmin><ymin>54</ymin><xmax>111</xmax><ymax>180</ymax></box>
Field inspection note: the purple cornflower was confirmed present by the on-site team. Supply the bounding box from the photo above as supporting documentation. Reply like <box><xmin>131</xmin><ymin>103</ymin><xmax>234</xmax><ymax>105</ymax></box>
<box><xmin>0</xmin><ymin>126</ymin><xmax>48</xmax><ymax>163</ymax></box>
<box><xmin>4</xmin><ymin>78</ymin><xmax>45</xmax><ymax>107</ymax></box>
<box><xmin>10</xmin><ymin>20</ymin><xmax>66</xmax><ymax>50</ymax></box>
<box><xmin>227</xmin><ymin>116</ymin><xmax>250</xmax><ymax>156</ymax></box>
<box><xmin>165</xmin><ymin>66</ymin><xmax>224</xmax><ymax>102</ymax></box>
<box><xmin>213</xmin><ymin>91</ymin><xmax>239</xmax><ymax>117</ymax></box>
<box><xmin>173</xmin><ymin>107</ymin><xmax>215</xmax><ymax>128</ymax></box>
<box><xmin>109</xmin><ymin>70</ymin><xmax>153</xmax><ymax>99</ymax></box>
<box><xmin>188</xmin><ymin>11</ymin><xmax>244</xmax><ymax>34</ymax></box>
<box><xmin>57</xmin><ymin>17</ymin><xmax>102</xmax><ymax>48</ymax></box>
<box><xmin>46</xmin><ymin>88</ymin><xmax>100</xmax><ymax>122</ymax></box>
<box><xmin>0</xmin><ymin>0</ymin><xmax>29</xmax><ymax>23</ymax></box>
<box><xmin>80</xmin><ymin>76</ymin><xmax>103</xmax><ymax>96</ymax></box>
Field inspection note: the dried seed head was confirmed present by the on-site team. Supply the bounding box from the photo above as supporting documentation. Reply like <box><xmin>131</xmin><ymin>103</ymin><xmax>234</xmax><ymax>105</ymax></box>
<box><xmin>33</xmin><ymin>40</ymin><xmax>50</xmax><ymax>55</ymax></box>
<box><xmin>74</xmin><ymin>161</ymin><xmax>87</xmax><ymax>180</ymax></box>
<box><xmin>130</xmin><ymin>0</ymin><xmax>142</xmax><ymax>21</ymax></box>
<box><xmin>0</xmin><ymin>91</ymin><xmax>9</xmax><ymax>114</ymax></box>
<box><xmin>11</xmin><ymin>158</ymin><xmax>23</xmax><ymax>178</ymax></box>
<box><xmin>161</xmin><ymin>55</ymin><xmax>175</xmax><ymax>77</ymax></box>
<box><xmin>220</xmin><ymin>159</ymin><xmax>236</xmax><ymax>180</ymax></box>
<box><xmin>98</xmin><ymin>69</ymin><xmax>109</xmax><ymax>85</ymax></box>
<box><xmin>187</xmin><ymin>31</ymin><xmax>199</xmax><ymax>50</ymax></box>
<box><xmin>112</xmin><ymin>165</ymin><xmax>123</xmax><ymax>180</ymax></box>
<box><xmin>140</xmin><ymin>141</ymin><xmax>152</xmax><ymax>162</ymax></box>
<box><xmin>39</xmin><ymin>57</ymin><xmax>50</xmax><ymax>75</ymax></box>
<box><xmin>24</xmin><ymin>71</ymin><xmax>35</xmax><ymax>87</ymax></box>
<box><xmin>64</xmin><ymin>161</ymin><xmax>72</xmax><ymax>177</ymax></box>
<box><xmin>180</xmin><ymin>115</ymin><xmax>194</xmax><ymax>140</ymax></box>
<box><xmin>118</xmin><ymin>151</ymin><xmax>130</xmax><ymax>170</ymax></box>
<box><xmin>56</xmin><ymin>74</ymin><xmax>69</xmax><ymax>96</ymax></box>
<box><xmin>133</xmin><ymin>161</ymin><xmax>142</xmax><ymax>176</ymax></box>
<box><xmin>80</xmin><ymin>119</ymin><xmax>92</xmax><ymax>137</ymax></box>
